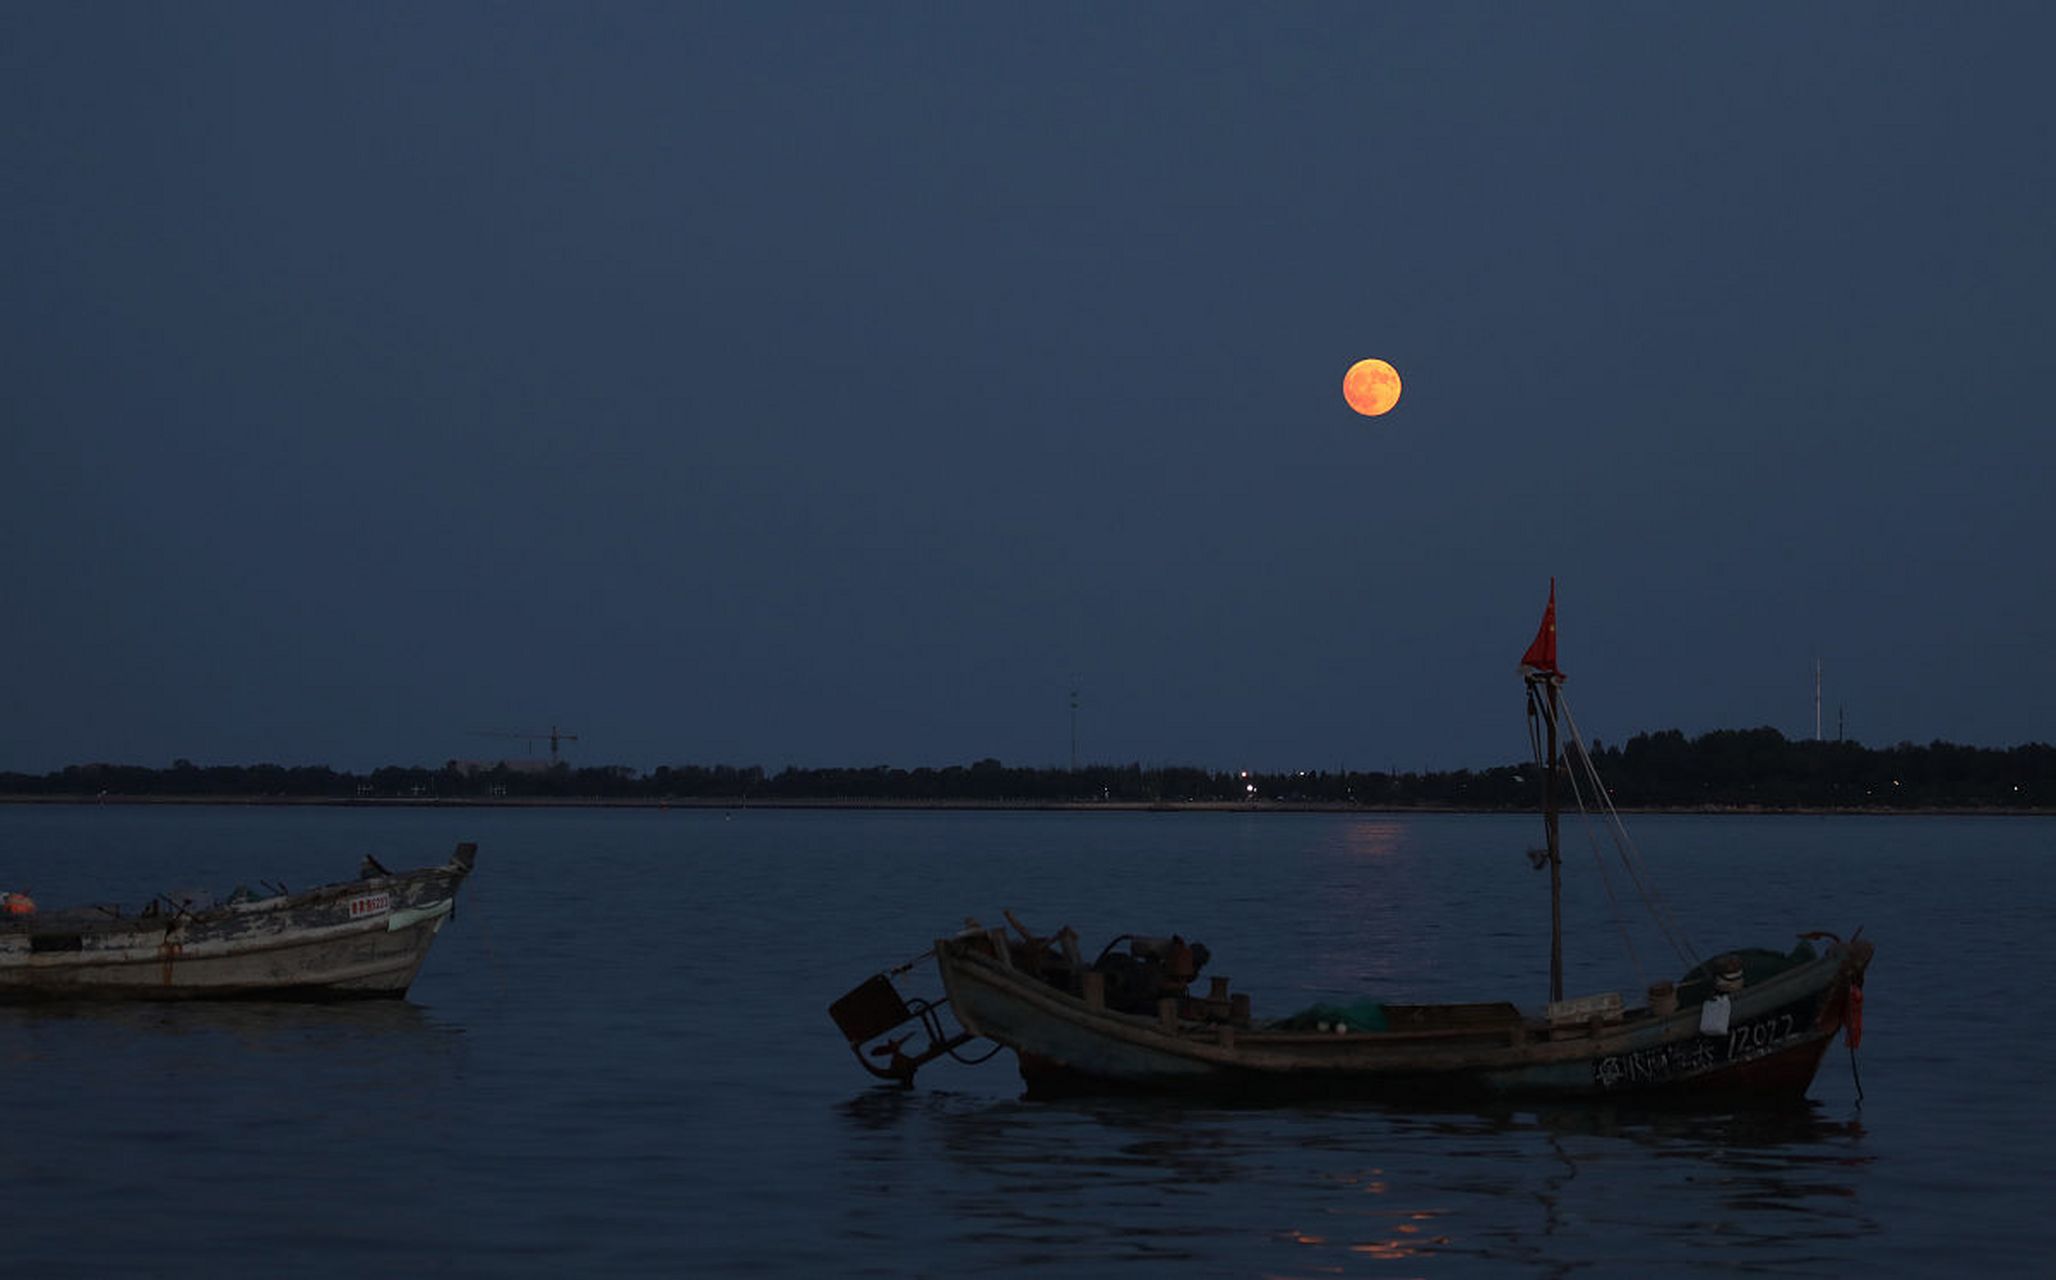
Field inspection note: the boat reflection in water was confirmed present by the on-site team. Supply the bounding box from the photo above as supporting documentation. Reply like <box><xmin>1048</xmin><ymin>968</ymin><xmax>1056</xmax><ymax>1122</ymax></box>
<box><xmin>833</xmin><ymin>1089</ymin><xmax>1878</xmax><ymax>1273</ymax></box>
<box><xmin>3</xmin><ymin>992</ymin><xmax>454</xmax><ymax>1041</ymax></box>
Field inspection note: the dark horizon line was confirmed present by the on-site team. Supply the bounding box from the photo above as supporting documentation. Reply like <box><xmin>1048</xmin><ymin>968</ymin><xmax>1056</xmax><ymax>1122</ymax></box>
<box><xmin>7</xmin><ymin>721</ymin><xmax>2056</xmax><ymax>781</ymax></box>
<box><xmin>6</xmin><ymin>726</ymin><xmax>2055</xmax><ymax>812</ymax></box>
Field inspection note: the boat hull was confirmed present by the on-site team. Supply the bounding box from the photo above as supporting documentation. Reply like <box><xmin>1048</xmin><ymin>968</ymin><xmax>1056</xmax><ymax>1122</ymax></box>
<box><xmin>937</xmin><ymin>932</ymin><xmax>1870</xmax><ymax>1105</ymax></box>
<box><xmin>0</xmin><ymin>845</ymin><xmax>475</xmax><ymax>1002</ymax></box>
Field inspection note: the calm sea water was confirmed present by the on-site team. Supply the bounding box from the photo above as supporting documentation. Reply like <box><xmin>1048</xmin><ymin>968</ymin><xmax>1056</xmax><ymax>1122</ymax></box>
<box><xmin>0</xmin><ymin>804</ymin><xmax>2048</xmax><ymax>1277</ymax></box>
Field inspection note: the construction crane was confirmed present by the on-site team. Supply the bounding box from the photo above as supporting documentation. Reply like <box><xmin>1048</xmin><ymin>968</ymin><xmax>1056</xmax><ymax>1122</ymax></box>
<box><xmin>470</xmin><ymin>725</ymin><xmax>580</xmax><ymax>762</ymax></box>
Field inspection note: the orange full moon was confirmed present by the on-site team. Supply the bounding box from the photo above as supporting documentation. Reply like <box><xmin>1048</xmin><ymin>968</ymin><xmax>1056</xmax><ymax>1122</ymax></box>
<box><xmin>1342</xmin><ymin>358</ymin><xmax>1403</xmax><ymax>417</ymax></box>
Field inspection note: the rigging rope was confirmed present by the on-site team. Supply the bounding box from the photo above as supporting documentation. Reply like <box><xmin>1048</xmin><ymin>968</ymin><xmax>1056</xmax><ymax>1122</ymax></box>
<box><xmin>1526</xmin><ymin>685</ymin><xmax>1547</xmax><ymax>771</ymax></box>
<box><xmin>1533</xmin><ymin>685</ymin><xmax>1650</xmax><ymax>991</ymax></box>
<box><xmin>1554</xmin><ymin>691</ymin><xmax>1702</xmax><ymax>972</ymax></box>
<box><xmin>1555</xmin><ymin>722</ymin><xmax>1651</xmax><ymax>993</ymax></box>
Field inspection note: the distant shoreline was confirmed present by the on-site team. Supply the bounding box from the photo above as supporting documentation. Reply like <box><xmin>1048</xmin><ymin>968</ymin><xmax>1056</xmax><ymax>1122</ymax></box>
<box><xmin>2</xmin><ymin>794</ymin><xmax>2050</xmax><ymax>817</ymax></box>
<box><xmin>14</xmin><ymin>733</ymin><xmax>2049</xmax><ymax>813</ymax></box>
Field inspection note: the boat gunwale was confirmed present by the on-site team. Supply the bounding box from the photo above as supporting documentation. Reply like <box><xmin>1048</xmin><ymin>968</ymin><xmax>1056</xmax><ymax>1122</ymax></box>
<box><xmin>0</xmin><ymin>861</ymin><xmax>469</xmax><ymax>940</ymax></box>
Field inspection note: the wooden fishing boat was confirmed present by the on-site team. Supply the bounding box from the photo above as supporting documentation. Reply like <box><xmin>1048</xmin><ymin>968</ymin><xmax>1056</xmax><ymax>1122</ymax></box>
<box><xmin>830</xmin><ymin>587</ymin><xmax>1873</xmax><ymax>1103</ymax></box>
<box><xmin>0</xmin><ymin>842</ymin><xmax>476</xmax><ymax>1001</ymax></box>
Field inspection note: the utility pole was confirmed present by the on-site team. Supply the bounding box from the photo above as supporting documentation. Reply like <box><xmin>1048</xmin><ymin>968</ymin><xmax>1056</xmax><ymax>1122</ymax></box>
<box><xmin>1068</xmin><ymin>683</ymin><xmax>1079</xmax><ymax>772</ymax></box>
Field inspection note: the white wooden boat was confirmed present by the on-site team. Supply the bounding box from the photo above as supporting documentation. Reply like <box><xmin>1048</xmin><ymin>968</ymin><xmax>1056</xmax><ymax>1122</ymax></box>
<box><xmin>0</xmin><ymin>843</ymin><xmax>476</xmax><ymax>1001</ymax></box>
<box><xmin>831</xmin><ymin>587</ymin><xmax>1873</xmax><ymax>1103</ymax></box>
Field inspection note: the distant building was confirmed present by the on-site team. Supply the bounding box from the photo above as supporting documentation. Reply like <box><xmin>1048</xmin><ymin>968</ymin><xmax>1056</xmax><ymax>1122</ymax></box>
<box><xmin>452</xmin><ymin>758</ymin><xmax>557</xmax><ymax>776</ymax></box>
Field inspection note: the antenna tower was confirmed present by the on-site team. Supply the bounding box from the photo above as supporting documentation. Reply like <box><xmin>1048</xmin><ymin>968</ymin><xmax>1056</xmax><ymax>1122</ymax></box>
<box><xmin>1068</xmin><ymin>682</ymin><xmax>1079</xmax><ymax>772</ymax></box>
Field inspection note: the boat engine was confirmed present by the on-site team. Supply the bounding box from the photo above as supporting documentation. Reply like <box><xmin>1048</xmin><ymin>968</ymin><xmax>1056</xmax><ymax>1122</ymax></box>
<box><xmin>1090</xmin><ymin>934</ymin><xmax>1211</xmax><ymax>1014</ymax></box>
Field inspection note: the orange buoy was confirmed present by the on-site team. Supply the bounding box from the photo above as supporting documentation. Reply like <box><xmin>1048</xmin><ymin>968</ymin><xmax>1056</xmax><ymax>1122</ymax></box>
<box><xmin>1</xmin><ymin>890</ymin><xmax>35</xmax><ymax>917</ymax></box>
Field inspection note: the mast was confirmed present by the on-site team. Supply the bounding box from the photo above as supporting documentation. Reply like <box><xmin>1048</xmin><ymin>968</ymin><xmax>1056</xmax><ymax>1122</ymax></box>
<box><xmin>1543</xmin><ymin>675</ymin><xmax>1563</xmax><ymax>1003</ymax></box>
<box><xmin>1520</xmin><ymin>580</ymin><xmax>1565</xmax><ymax>1005</ymax></box>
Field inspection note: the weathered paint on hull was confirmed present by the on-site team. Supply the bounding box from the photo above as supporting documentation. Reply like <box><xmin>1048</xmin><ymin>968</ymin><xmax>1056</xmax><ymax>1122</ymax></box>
<box><xmin>0</xmin><ymin>846</ymin><xmax>473</xmax><ymax>1002</ymax></box>
<box><xmin>939</xmin><ymin>934</ymin><xmax>1869</xmax><ymax>1106</ymax></box>
<box><xmin>0</xmin><ymin>912</ymin><xmax>452</xmax><ymax>1001</ymax></box>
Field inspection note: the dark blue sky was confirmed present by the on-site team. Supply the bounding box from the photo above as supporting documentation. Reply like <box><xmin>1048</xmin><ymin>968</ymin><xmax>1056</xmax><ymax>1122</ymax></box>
<box><xmin>5</xmin><ymin>4</ymin><xmax>2052</xmax><ymax>774</ymax></box>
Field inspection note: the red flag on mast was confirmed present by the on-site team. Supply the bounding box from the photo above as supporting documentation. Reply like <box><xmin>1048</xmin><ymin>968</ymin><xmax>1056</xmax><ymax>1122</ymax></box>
<box><xmin>1520</xmin><ymin>579</ymin><xmax>1560</xmax><ymax>676</ymax></box>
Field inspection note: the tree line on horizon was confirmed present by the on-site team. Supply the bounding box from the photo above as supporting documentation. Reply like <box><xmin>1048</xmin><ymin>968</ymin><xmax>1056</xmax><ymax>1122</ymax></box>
<box><xmin>4</xmin><ymin>726</ymin><xmax>2055</xmax><ymax>810</ymax></box>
